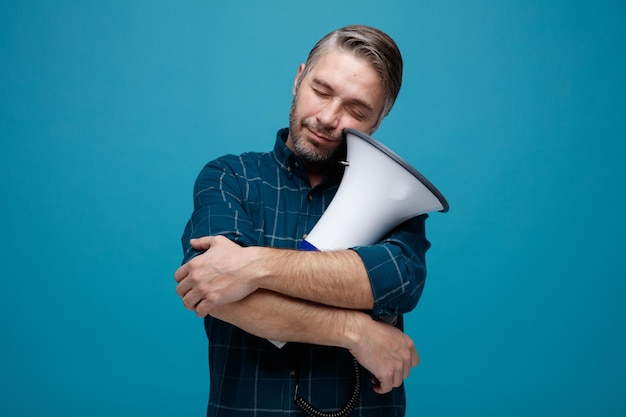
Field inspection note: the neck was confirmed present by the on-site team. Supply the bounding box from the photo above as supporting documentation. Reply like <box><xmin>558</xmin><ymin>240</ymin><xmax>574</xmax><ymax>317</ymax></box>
<box><xmin>304</xmin><ymin>161</ymin><xmax>326</xmax><ymax>188</ymax></box>
<box><xmin>308</xmin><ymin>172</ymin><xmax>324</xmax><ymax>188</ymax></box>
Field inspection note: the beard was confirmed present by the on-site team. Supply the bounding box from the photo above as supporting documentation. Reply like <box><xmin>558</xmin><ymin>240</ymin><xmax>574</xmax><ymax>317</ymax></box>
<box><xmin>288</xmin><ymin>97</ymin><xmax>345</xmax><ymax>166</ymax></box>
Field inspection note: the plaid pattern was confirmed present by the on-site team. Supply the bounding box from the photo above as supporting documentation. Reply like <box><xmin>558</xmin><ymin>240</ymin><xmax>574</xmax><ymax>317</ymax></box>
<box><xmin>180</xmin><ymin>128</ymin><xmax>430</xmax><ymax>416</ymax></box>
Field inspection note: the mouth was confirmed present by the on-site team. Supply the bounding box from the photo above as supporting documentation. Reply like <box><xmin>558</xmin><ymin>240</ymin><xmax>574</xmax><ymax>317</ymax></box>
<box><xmin>306</xmin><ymin>127</ymin><xmax>336</xmax><ymax>145</ymax></box>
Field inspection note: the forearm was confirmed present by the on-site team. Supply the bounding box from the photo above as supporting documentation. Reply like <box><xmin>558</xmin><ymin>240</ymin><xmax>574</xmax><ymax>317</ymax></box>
<box><xmin>249</xmin><ymin>246</ymin><xmax>374</xmax><ymax>310</ymax></box>
<box><xmin>207</xmin><ymin>289</ymin><xmax>364</xmax><ymax>349</ymax></box>
<box><xmin>205</xmin><ymin>289</ymin><xmax>419</xmax><ymax>394</ymax></box>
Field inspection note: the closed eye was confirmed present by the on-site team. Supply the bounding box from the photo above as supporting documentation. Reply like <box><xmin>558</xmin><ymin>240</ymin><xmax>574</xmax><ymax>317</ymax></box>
<box><xmin>310</xmin><ymin>78</ymin><xmax>377</xmax><ymax>121</ymax></box>
<box><xmin>313</xmin><ymin>87</ymin><xmax>331</xmax><ymax>98</ymax></box>
<box><xmin>346</xmin><ymin>106</ymin><xmax>368</xmax><ymax>121</ymax></box>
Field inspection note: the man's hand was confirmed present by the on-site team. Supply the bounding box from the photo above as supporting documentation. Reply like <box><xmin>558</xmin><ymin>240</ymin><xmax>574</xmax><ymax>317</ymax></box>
<box><xmin>346</xmin><ymin>316</ymin><xmax>419</xmax><ymax>394</ymax></box>
<box><xmin>174</xmin><ymin>236</ymin><xmax>259</xmax><ymax>316</ymax></box>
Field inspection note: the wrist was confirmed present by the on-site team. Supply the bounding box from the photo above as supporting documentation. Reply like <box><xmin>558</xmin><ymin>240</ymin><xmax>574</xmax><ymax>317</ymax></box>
<box><xmin>246</xmin><ymin>246</ymin><xmax>274</xmax><ymax>290</ymax></box>
<box><xmin>339</xmin><ymin>309</ymin><xmax>367</xmax><ymax>351</ymax></box>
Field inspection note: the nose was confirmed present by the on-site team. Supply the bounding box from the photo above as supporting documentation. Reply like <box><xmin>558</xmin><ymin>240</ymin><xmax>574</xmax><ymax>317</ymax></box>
<box><xmin>316</xmin><ymin>100</ymin><xmax>341</xmax><ymax>130</ymax></box>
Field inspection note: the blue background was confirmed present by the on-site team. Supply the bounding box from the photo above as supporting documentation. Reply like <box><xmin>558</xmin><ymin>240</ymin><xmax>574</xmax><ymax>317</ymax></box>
<box><xmin>1</xmin><ymin>1</ymin><xmax>624</xmax><ymax>416</ymax></box>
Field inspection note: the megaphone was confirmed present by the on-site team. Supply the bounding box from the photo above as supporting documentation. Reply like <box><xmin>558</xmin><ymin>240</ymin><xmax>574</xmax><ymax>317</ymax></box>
<box><xmin>299</xmin><ymin>128</ymin><xmax>449</xmax><ymax>252</ymax></box>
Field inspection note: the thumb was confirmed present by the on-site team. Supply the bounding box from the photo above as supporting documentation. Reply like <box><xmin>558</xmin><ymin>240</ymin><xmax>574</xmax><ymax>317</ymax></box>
<box><xmin>190</xmin><ymin>236</ymin><xmax>215</xmax><ymax>250</ymax></box>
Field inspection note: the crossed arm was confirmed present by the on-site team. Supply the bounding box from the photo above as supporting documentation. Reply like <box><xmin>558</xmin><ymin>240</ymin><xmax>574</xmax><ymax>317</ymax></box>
<box><xmin>174</xmin><ymin>235</ymin><xmax>419</xmax><ymax>394</ymax></box>
<box><xmin>175</xmin><ymin>235</ymin><xmax>374</xmax><ymax>312</ymax></box>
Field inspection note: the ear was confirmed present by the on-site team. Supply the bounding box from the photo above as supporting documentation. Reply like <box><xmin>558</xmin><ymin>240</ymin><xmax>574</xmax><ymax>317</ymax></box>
<box><xmin>292</xmin><ymin>63</ymin><xmax>306</xmax><ymax>96</ymax></box>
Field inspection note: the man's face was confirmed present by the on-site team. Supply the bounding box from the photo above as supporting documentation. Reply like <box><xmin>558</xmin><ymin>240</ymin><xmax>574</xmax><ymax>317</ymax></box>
<box><xmin>287</xmin><ymin>50</ymin><xmax>385</xmax><ymax>166</ymax></box>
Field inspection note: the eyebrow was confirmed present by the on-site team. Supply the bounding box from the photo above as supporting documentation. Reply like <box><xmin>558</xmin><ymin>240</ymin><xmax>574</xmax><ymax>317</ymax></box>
<box><xmin>311</xmin><ymin>77</ymin><xmax>377</xmax><ymax>116</ymax></box>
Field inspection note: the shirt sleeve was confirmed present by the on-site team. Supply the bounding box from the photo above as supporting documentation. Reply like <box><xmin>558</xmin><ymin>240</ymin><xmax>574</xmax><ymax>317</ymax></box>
<box><xmin>352</xmin><ymin>214</ymin><xmax>431</xmax><ymax>321</ymax></box>
<box><xmin>180</xmin><ymin>157</ymin><xmax>258</xmax><ymax>264</ymax></box>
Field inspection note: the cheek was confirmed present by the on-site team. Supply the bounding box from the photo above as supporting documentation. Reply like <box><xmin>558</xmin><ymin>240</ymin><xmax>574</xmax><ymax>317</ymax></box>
<box><xmin>296</xmin><ymin>95</ymin><xmax>322</xmax><ymax>118</ymax></box>
<box><xmin>296</xmin><ymin>87</ymin><xmax>330</xmax><ymax>116</ymax></box>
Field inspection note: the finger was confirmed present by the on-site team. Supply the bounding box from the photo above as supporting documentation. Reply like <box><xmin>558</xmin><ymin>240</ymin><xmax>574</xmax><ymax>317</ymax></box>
<box><xmin>174</xmin><ymin>264</ymin><xmax>188</xmax><ymax>283</ymax></box>
<box><xmin>195</xmin><ymin>299</ymin><xmax>212</xmax><ymax>318</ymax></box>
<box><xmin>190</xmin><ymin>236</ymin><xmax>214</xmax><ymax>250</ymax></box>
<box><xmin>411</xmin><ymin>349</ymin><xmax>420</xmax><ymax>369</ymax></box>
<box><xmin>175</xmin><ymin>279</ymin><xmax>191</xmax><ymax>298</ymax></box>
<box><xmin>396</xmin><ymin>367</ymin><xmax>405</xmax><ymax>388</ymax></box>
<box><xmin>373</xmin><ymin>376</ymin><xmax>392</xmax><ymax>394</ymax></box>
<box><xmin>182</xmin><ymin>290</ymin><xmax>203</xmax><ymax>312</ymax></box>
<box><xmin>404</xmin><ymin>351</ymin><xmax>416</xmax><ymax>379</ymax></box>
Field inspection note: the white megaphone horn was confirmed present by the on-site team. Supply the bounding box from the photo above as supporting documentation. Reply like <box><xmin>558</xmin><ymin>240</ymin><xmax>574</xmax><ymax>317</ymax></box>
<box><xmin>298</xmin><ymin>128</ymin><xmax>449</xmax><ymax>252</ymax></box>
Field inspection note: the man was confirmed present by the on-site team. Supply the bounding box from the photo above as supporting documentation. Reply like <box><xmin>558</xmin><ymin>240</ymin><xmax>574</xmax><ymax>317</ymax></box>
<box><xmin>175</xmin><ymin>25</ymin><xmax>431</xmax><ymax>416</ymax></box>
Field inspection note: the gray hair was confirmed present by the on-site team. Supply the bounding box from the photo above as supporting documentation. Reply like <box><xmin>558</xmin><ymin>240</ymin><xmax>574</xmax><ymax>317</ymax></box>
<box><xmin>298</xmin><ymin>25</ymin><xmax>403</xmax><ymax>124</ymax></box>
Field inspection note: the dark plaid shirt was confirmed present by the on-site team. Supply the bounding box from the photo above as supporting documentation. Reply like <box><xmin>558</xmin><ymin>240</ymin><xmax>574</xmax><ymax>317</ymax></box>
<box><xmin>181</xmin><ymin>128</ymin><xmax>430</xmax><ymax>416</ymax></box>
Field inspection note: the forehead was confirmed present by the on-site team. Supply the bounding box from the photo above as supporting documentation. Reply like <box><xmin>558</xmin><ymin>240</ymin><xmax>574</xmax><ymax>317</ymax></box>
<box><xmin>306</xmin><ymin>50</ymin><xmax>385</xmax><ymax>111</ymax></box>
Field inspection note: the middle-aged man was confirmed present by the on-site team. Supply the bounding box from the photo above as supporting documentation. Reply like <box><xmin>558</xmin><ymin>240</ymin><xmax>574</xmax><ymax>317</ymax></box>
<box><xmin>175</xmin><ymin>24</ymin><xmax>431</xmax><ymax>416</ymax></box>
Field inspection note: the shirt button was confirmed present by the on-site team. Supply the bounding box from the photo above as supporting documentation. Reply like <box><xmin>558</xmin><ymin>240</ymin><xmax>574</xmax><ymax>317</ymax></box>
<box><xmin>286</xmin><ymin>166</ymin><xmax>291</xmax><ymax>173</ymax></box>
<box><xmin>302</xmin><ymin>233</ymin><xmax>308</xmax><ymax>239</ymax></box>
<box><xmin>308</xmin><ymin>194</ymin><xmax>313</xmax><ymax>202</ymax></box>
<box><xmin>294</xmin><ymin>161</ymin><xmax>300</xmax><ymax>168</ymax></box>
